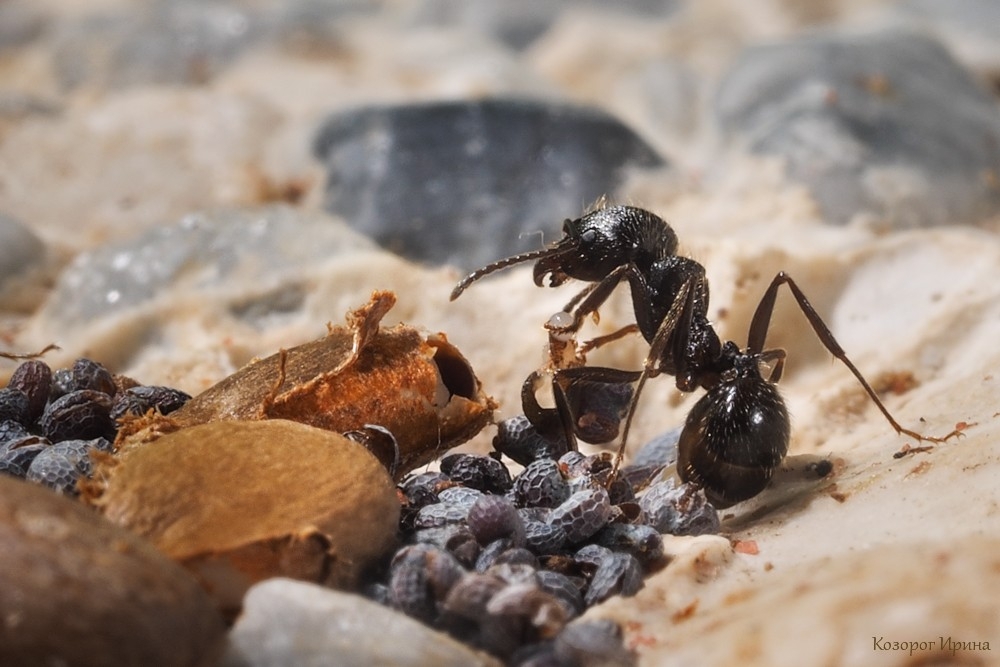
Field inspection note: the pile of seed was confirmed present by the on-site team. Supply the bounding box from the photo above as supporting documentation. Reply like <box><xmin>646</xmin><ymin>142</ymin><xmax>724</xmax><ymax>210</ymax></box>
<box><xmin>0</xmin><ymin>358</ymin><xmax>190</xmax><ymax>494</ymax></box>
<box><xmin>373</xmin><ymin>441</ymin><xmax>721</xmax><ymax>666</ymax></box>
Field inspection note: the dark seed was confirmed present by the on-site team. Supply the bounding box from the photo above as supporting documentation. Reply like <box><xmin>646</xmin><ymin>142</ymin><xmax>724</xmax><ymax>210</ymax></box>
<box><xmin>493</xmin><ymin>415</ymin><xmax>568</xmax><ymax>466</ymax></box>
<box><xmin>554</xmin><ymin>619</ymin><xmax>636</xmax><ymax>666</ymax></box>
<box><xmin>440</xmin><ymin>453</ymin><xmax>513</xmax><ymax>494</ymax></box>
<box><xmin>39</xmin><ymin>390</ymin><xmax>116</xmax><ymax>442</ymax></box>
<box><xmin>535</xmin><ymin>570</ymin><xmax>585</xmax><ymax>619</ymax></box>
<box><xmin>584</xmin><ymin>552</ymin><xmax>643</xmax><ymax>605</ymax></box>
<box><xmin>513</xmin><ymin>458</ymin><xmax>571</xmax><ymax>508</ymax></box>
<box><xmin>110</xmin><ymin>385</ymin><xmax>191</xmax><ymax>420</ymax></box>
<box><xmin>0</xmin><ymin>420</ymin><xmax>31</xmax><ymax>446</ymax></box>
<box><xmin>595</xmin><ymin>523</ymin><xmax>664</xmax><ymax>566</ymax></box>
<box><xmin>413</xmin><ymin>502</ymin><xmax>471</xmax><ymax>529</ymax></box>
<box><xmin>67</xmin><ymin>358</ymin><xmax>117</xmax><ymax>396</ymax></box>
<box><xmin>437</xmin><ymin>485</ymin><xmax>485</xmax><ymax>509</ymax></box>
<box><xmin>0</xmin><ymin>388</ymin><xmax>29</xmax><ymax>425</ymax></box>
<box><xmin>549</xmin><ymin>487</ymin><xmax>612</xmax><ymax>544</ymax></box>
<box><xmin>389</xmin><ymin>544</ymin><xmax>463</xmax><ymax>623</ymax></box>
<box><xmin>494</xmin><ymin>548</ymin><xmax>540</xmax><ymax>569</ymax></box>
<box><xmin>523</xmin><ymin>520</ymin><xmax>567</xmax><ymax>555</ymax></box>
<box><xmin>475</xmin><ymin>538</ymin><xmax>515</xmax><ymax>573</ymax></box>
<box><xmin>639</xmin><ymin>480</ymin><xmax>720</xmax><ymax>536</ymax></box>
<box><xmin>468</xmin><ymin>495</ymin><xmax>525</xmax><ymax>546</ymax></box>
<box><xmin>7</xmin><ymin>360</ymin><xmax>52</xmax><ymax>423</ymax></box>
<box><xmin>413</xmin><ymin>525</ymin><xmax>480</xmax><ymax>568</ymax></box>
<box><xmin>486</xmin><ymin>582</ymin><xmax>567</xmax><ymax>638</ymax></box>
<box><xmin>26</xmin><ymin>437</ymin><xmax>112</xmax><ymax>494</ymax></box>
<box><xmin>0</xmin><ymin>435</ymin><xmax>50</xmax><ymax>477</ymax></box>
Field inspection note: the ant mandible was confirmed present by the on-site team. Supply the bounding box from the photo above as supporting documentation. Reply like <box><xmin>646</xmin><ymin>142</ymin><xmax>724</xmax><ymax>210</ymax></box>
<box><xmin>451</xmin><ymin>204</ymin><xmax>959</xmax><ymax>508</ymax></box>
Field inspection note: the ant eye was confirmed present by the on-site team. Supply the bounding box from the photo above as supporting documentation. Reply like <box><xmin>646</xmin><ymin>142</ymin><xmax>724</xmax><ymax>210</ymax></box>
<box><xmin>580</xmin><ymin>229</ymin><xmax>597</xmax><ymax>245</ymax></box>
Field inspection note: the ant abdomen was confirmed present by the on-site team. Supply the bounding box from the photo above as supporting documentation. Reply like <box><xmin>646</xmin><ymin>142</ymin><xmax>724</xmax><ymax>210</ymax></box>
<box><xmin>677</xmin><ymin>372</ymin><xmax>790</xmax><ymax>508</ymax></box>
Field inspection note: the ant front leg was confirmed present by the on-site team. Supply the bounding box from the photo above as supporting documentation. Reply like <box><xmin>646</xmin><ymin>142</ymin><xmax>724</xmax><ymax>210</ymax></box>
<box><xmin>554</xmin><ymin>264</ymin><xmax>638</xmax><ymax>334</ymax></box>
<box><xmin>748</xmin><ymin>271</ymin><xmax>960</xmax><ymax>444</ymax></box>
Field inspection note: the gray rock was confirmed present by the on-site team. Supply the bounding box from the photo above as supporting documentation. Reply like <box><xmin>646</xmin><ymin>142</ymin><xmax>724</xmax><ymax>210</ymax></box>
<box><xmin>398</xmin><ymin>0</ymin><xmax>679</xmax><ymax>50</ymax></box>
<box><xmin>0</xmin><ymin>212</ymin><xmax>46</xmax><ymax>291</ymax></box>
<box><xmin>34</xmin><ymin>205</ymin><xmax>376</xmax><ymax>328</ymax></box>
<box><xmin>897</xmin><ymin>0</ymin><xmax>1000</xmax><ymax>79</ymax></box>
<box><xmin>313</xmin><ymin>99</ymin><xmax>667</xmax><ymax>270</ymax></box>
<box><xmin>50</xmin><ymin>1</ymin><xmax>374</xmax><ymax>89</ymax></box>
<box><xmin>223</xmin><ymin>578</ymin><xmax>502</xmax><ymax>667</ymax></box>
<box><xmin>0</xmin><ymin>1</ymin><xmax>45</xmax><ymax>52</ymax></box>
<box><xmin>715</xmin><ymin>30</ymin><xmax>1000</xmax><ymax>227</ymax></box>
<box><xmin>901</xmin><ymin>0</ymin><xmax>1000</xmax><ymax>44</ymax></box>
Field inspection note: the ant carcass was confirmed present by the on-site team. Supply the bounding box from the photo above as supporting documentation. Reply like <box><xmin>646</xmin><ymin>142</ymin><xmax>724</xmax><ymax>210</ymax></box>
<box><xmin>452</xmin><ymin>204</ymin><xmax>956</xmax><ymax>508</ymax></box>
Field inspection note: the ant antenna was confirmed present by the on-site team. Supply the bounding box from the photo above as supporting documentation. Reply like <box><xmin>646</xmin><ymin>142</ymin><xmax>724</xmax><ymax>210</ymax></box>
<box><xmin>450</xmin><ymin>246</ymin><xmax>560</xmax><ymax>301</ymax></box>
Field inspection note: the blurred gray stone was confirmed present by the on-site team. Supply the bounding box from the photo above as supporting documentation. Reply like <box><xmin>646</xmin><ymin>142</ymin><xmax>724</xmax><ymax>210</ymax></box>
<box><xmin>715</xmin><ymin>30</ymin><xmax>1000</xmax><ymax>227</ymax></box>
<box><xmin>0</xmin><ymin>1</ymin><xmax>46</xmax><ymax>52</ymax></box>
<box><xmin>897</xmin><ymin>0</ymin><xmax>1000</xmax><ymax>80</ymax></box>
<box><xmin>313</xmin><ymin>99</ymin><xmax>667</xmax><ymax>270</ymax></box>
<box><xmin>0</xmin><ymin>213</ymin><xmax>46</xmax><ymax>291</ymax></box>
<box><xmin>34</xmin><ymin>205</ymin><xmax>375</xmax><ymax>328</ymax></box>
<box><xmin>223</xmin><ymin>578</ymin><xmax>502</xmax><ymax>667</ymax></box>
<box><xmin>900</xmin><ymin>0</ymin><xmax>1000</xmax><ymax>42</ymax></box>
<box><xmin>50</xmin><ymin>1</ymin><xmax>374</xmax><ymax>89</ymax></box>
<box><xmin>398</xmin><ymin>0</ymin><xmax>679</xmax><ymax>50</ymax></box>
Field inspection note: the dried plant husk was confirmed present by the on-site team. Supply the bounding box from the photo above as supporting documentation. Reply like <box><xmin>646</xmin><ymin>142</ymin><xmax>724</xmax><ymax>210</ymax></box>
<box><xmin>165</xmin><ymin>290</ymin><xmax>495</xmax><ymax>478</ymax></box>
<box><xmin>0</xmin><ymin>476</ymin><xmax>226</xmax><ymax>666</ymax></box>
<box><xmin>94</xmin><ymin>419</ymin><xmax>401</xmax><ymax>618</ymax></box>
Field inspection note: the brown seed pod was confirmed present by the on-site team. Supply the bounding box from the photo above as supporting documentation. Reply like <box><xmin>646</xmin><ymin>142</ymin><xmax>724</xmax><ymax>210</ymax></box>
<box><xmin>93</xmin><ymin>419</ymin><xmax>401</xmax><ymax>618</ymax></box>
<box><xmin>165</xmin><ymin>290</ymin><xmax>495</xmax><ymax>478</ymax></box>
<box><xmin>0</xmin><ymin>476</ymin><xmax>226</xmax><ymax>667</ymax></box>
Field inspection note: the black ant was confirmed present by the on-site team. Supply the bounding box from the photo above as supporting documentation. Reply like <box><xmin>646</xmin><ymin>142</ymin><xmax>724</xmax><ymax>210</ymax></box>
<box><xmin>451</xmin><ymin>204</ymin><xmax>958</xmax><ymax>507</ymax></box>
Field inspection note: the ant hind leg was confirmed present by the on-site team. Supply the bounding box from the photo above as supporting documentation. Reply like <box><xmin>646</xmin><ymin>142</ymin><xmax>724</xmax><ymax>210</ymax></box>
<box><xmin>748</xmin><ymin>271</ymin><xmax>960</xmax><ymax>444</ymax></box>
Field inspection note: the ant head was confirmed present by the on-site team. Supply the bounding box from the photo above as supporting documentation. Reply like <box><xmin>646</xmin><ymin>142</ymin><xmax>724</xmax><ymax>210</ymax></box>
<box><xmin>450</xmin><ymin>205</ymin><xmax>677</xmax><ymax>299</ymax></box>
<box><xmin>534</xmin><ymin>206</ymin><xmax>652</xmax><ymax>287</ymax></box>
<box><xmin>450</xmin><ymin>213</ymin><xmax>611</xmax><ymax>299</ymax></box>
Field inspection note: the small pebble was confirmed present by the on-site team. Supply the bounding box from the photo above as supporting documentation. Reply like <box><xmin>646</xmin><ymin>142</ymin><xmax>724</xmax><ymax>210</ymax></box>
<box><xmin>716</xmin><ymin>29</ymin><xmax>1000</xmax><ymax>227</ymax></box>
<box><xmin>224</xmin><ymin>578</ymin><xmax>501</xmax><ymax>667</ymax></box>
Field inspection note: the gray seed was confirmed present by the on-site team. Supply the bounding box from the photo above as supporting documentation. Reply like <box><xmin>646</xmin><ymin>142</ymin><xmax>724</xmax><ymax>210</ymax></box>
<box><xmin>413</xmin><ymin>524</ymin><xmax>480</xmax><ymax>566</ymax></box>
<box><xmin>26</xmin><ymin>438</ymin><xmax>110</xmax><ymax>494</ymax></box>
<box><xmin>555</xmin><ymin>619</ymin><xmax>636</xmax><ymax>666</ymax></box>
<box><xmin>524</xmin><ymin>519</ymin><xmax>568</xmax><ymax>555</ymax></box>
<box><xmin>639</xmin><ymin>479</ymin><xmax>720</xmax><ymax>536</ymax></box>
<box><xmin>486</xmin><ymin>583</ymin><xmax>567</xmax><ymax>638</ymax></box>
<box><xmin>535</xmin><ymin>570</ymin><xmax>585</xmax><ymax>619</ymax></box>
<box><xmin>413</xmin><ymin>501</ymin><xmax>472</xmax><ymax>529</ymax></box>
<box><xmin>595</xmin><ymin>523</ymin><xmax>664</xmax><ymax>565</ymax></box>
<box><xmin>437</xmin><ymin>485</ymin><xmax>485</xmax><ymax>508</ymax></box>
<box><xmin>584</xmin><ymin>552</ymin><xmax>644</xmax><ymax>605</ymax></box>
<box><xmin>467</xmin><ymin>494</ymin><xmax>525</xmax><ymax>546</ymax></box>
<box><xmin>513</xmin><ymin>458</ymin><xmax>571</xmax><ymax>508</ymax></box>
<box><xmin>549</xmin><ymin>487</ymin><xmax>612</xmax><ymax>544</ymax></box>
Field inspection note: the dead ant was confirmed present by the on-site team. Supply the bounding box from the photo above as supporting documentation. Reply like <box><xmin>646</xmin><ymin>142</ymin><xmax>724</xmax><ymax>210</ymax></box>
<box><xmin>490</xmin><ymin>309</ymin><xmax>639</xmax><ymax>466</ymax></box>
<box><xmin>451</xmin><ymin>204</ymin><xmax>957</xmax><ymax>507</ymax></box>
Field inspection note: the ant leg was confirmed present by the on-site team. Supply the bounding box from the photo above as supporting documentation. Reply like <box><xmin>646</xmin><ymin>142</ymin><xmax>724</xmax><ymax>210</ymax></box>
<box><xmin>556</xmin><ymin>264</ymin><xmax>634</xmax><ymax>333</ymax></box>
<box><xmin>562</xmin><ymin>281</ymin><xmax>599</xmax><ymax>314</ymax></box>
<box><xmin>578</xmin><ymin>324</ymin><xmax>641</xmax><ymax>356</ymax></box>
<box><xmin>759</xmin><ymin>348</ymin><xmax>786</xmax><ymax>383</ymax></box>
<box><xmin>613</xmin><ymin>277</ymin><xmax>699</xmax><ymax>473</ymax></box>
<box><xmin>747</xmin><ymin>271</ymin><xmax>959</xmax><ymax>443</ymax></box>
<box><xmin>521</xmin><ymin>371</ymin><xmax>576</xmax><ymax>451</ymax></box>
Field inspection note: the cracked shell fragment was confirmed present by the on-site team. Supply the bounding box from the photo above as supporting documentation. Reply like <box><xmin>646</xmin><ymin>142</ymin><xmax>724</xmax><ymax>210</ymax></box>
<box><xmin>167</xmin><ymin>291</ymin><xmax>496</xmax><ymax>478</ymax></box>
<box><xmin>94</xmin><ymin>419</ymin><xmax>400</xmax><ymax>618</ymax></box>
